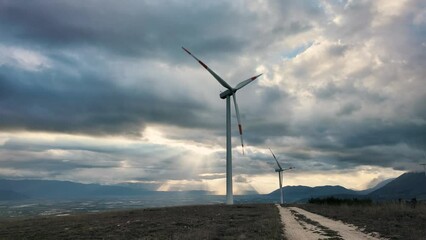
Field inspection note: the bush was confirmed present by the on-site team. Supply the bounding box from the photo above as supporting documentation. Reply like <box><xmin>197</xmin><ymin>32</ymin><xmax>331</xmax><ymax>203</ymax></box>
<box><xmin>308</xmin><ymin>196</ymin><xmax>372</xmax><ymax>206</ymax></box>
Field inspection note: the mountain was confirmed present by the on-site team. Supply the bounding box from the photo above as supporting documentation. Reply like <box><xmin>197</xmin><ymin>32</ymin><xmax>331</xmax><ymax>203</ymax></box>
<box><xmin>3</xmin><ymin>172</ymin><xmax>424</xmax><ymax>202</ymax></box>
<box><xmin>358</xmin><ymin>178</ymin><xmax>395</xmax><ymax>195</ymax></box>
<box><xmin>268</xmin><ymin>185</ymin><xmax>359</xmax><ymax>203</ymax></box>
<box><xmin>0</xmin><ymin>179</ymin><xmax>148</xmax><ymax>200</ymax></box>
<box><xmin>115</xmin><ymin>182</ymin><xmax>155</xmax><ymax>191</ymax></box>
<box><xmin>0</xmin><ymin>189</ymin><xmax>29</xmax><ymax>200</ymax></box>
<box><xmin>368</xmin><ymin>172</ymin><xmax>426</xmax><ymax>200</ymax></box>
<box><xmin>266</xmin><ymin>172</ymin><xmax>426</xmax><ymax>202</ymax></box>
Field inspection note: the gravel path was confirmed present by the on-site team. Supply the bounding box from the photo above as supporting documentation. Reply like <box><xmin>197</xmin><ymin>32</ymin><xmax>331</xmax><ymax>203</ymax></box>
<box><xmin>277</xmin><ymin>205</ymin><xmax>386</xmax><ymax>240</ymax></box>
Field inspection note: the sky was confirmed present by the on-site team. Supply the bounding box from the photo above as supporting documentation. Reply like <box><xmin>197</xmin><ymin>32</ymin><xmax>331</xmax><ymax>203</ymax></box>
<box><xmin>0</xmin><ymin>0</ymin><xmax>425</xmax><ymax>194</ymax></box>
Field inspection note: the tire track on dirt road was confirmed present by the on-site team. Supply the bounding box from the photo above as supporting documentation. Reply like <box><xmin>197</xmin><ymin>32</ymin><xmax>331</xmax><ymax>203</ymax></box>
<box><xmin>277</xmin><ymin>205</ymin><xmax>386</xmax><ymax>240</ymax></box>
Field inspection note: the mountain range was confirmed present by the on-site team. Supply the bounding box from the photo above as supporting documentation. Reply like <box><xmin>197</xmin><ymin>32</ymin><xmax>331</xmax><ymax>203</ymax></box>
<box><xmin>0</xmin><ymin>179</ymin><xmax>148</xmax><ymax>200</ymax></box>
<box><xmin>368</xmin><ymin>172</ymin><xmax>426</xmax><ymax>200</ymax></box>
<box><xmin>268</xmin><ymin>172</ymin><xmax>425</xmax><ymax>202</ymax></box>
<box><xmin>0</xmin><ymin>172</ymin><xmax>425</xmax><ymax>202</ymax></box>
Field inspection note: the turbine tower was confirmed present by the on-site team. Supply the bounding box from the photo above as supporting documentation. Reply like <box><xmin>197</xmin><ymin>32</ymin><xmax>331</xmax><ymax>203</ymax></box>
<box><xmin>182</xmin><ymin>47</ymin><xmax>261</xmax><ymax>204</ymax></box>
<box><xmin>421</xmin><ymin>154</ymin><xmax>426</xmax><ymax>177</ymax></box>
<box><xmin>269</xmin><ymin>148</ymin><xmax>293</xmax><ymax>204</ymax></box>
<box><xmin>421</xmin><ymin>163</ymin><xmax>426</xmax><ymax>177</ymax></box>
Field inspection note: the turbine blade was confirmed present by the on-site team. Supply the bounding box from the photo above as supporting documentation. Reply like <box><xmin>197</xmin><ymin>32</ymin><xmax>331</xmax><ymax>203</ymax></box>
<box><xmin>280</xmin><ymin>171</ymin><xmax>284</xmax><ymax>185</ymax></box>
<box><xmin>182</xmin><ymin>47</ymin><xmax>232</xmax><ymax>90</ymax></box>
<box><xmin>234</xmin><ymin>73</ymin><xmax>262</xmax><ymax>90</ymax></box>
<box><xmin>269</xmin><ymin>148</ymin><xmax>283</xmax><ymax>170</ymax></box>
<box><xmin>232</xmin><ymin>94</ymin><xmax>244</xmax><ymax>155</ymax></box>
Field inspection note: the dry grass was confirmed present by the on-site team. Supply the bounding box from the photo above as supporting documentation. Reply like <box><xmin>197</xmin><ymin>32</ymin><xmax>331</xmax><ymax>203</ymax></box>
<box><xmin>0</xmin><ymin>204</ymin><xmax>283</xmax><ymax>240</ymax></box>
<box><xmin>299</xmin><ymin>203</ymin><xmax>426</xmax><ymax>240</ymax></box>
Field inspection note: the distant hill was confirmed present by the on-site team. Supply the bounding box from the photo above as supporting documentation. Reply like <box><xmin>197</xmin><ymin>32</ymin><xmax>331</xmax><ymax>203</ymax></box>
<box><xmin>0</xmin><ymin>189</ymin><xmax>28</xmax><ymax>200</ymax></box>
<box><xmin>115</xmin><ymin>182</ymin><xmax>153</xmax><ymax>191</ymax></box>
<box><xmin>358</xmin><ymin>178</ymin><xmax>395</xmax><ymax>195</ymax></box>
<box><xmin>266</xmin><ymin>172</ymin><xmax>426</xmax><ymax>202</ymax></box>
<box><xmin>368</xmin><ymin>172</ymin><xmax>426</xmax><ymax>200</ymax></box>
<box><xmin>268</xmin><ymin>185</ymin><xmax>359</xmax><ymax>203</ymax></box>
<box><xmin>3</xmin><ymin>172</ymin><xmax>424</xmax><ymax>202</ymax></box>
<box><xmin>0</xmin><ymin>179</ymin><xmax>148</xmax><ymax>200</ymax></box>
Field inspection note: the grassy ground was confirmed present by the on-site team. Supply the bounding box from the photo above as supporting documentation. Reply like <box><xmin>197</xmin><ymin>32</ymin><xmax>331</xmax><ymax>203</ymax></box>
<box><xmin>299</xmin><ymin>203</ymin><xmax>426</xmax><ymax>240</ymax></box>
<box><xmin>0</xmin><ymin>204</ymin><xmax>283</xmax><ymax>240</ymax></box>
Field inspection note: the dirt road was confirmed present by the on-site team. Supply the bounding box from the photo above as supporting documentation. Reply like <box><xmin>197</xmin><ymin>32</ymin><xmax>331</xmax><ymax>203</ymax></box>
<box><xmin>277</xmin><ymin>205</ymin><xmax>386</xmax><ymax>240</ymax></box>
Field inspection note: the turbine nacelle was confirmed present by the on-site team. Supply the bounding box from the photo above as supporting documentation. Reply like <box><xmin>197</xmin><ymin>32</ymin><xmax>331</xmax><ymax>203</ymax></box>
<box><xmin>220</xmin><ymin>89</ymin><xmax>235</xmax><ymax>99</ymax></box>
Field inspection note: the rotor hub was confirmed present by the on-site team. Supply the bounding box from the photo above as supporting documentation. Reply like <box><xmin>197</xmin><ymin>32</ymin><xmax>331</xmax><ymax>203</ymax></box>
<box><xmin>220</xmin><ymin>89</ymin><xmax>235</xmax><ymax>99</ymax></box>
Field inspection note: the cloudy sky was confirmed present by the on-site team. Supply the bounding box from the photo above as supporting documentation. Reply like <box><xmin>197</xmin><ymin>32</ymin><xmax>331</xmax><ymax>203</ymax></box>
<box><xmin>0</xmin><ymin>0</ymin><xmax>425</xmax><ymax>194</ymax></box>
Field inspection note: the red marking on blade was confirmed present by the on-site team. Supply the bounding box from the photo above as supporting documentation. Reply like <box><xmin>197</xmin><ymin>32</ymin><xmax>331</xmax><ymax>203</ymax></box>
<box><xmin>199</xmin><ymin>61</ymin><xmax>208</xmax><ymax>69</ymax></box>
<box><xmin>238</xmin><ymin>124</ymin><xmax>243</xmax><ymax>134</ymax></box>
<box><xmin>251</xmin><ymin>76</ymin><xmax>258</xmax><ymax>80</ymax></box>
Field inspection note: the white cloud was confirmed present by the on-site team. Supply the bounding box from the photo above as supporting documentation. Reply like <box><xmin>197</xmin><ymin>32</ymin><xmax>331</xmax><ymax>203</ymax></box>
<box><xmin>0</xmin><ymin>45</ymin><xmax>50</xmax><ymax>71</ymax></box>
<box><xmin>372</xmin><ymin>0</ymin><xmax>409</xmax><ymax>27</ymax></box>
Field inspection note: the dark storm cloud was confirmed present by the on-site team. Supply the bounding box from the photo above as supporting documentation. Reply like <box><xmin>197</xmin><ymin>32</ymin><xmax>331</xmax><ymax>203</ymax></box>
<box><xmin>262</xmin><ymin>118</ymin><xmax>426</xmax><ymax>170</ymax></box>
<box><xmin>2</xmin><ymin>136</ymin><xmax>115</xmax><ymax>154</ymax></box>
<box><xmin>313</xmin><ymin>79</ymin><xmax>387</xmax><ymax>103</ymax></box>
<box><xmin>297</xmin><ymin>117</ymin><xmax>426</xmax><ymax>151</ymax></box>
<box><xmin>336</xmin><ymin>102</ymin><xmax>361</xmax><ymax>116</ymax></box>
<box><xmin>245</xmin><ymin>122</ymin><xmax>291</xmax><ymax>145</ymax></box>
<box><xmin>0</xmin><ymin>158</ymin><xmax>111</xmax><ymax>172</ymax></box>
<box><xmin>0</xmin><ymin>0</ymin><xmax>326</xmax><ymax>138</ymax></box>
<box><xmin>339</xmin><ymin>120</ymin><xmax>426</xmax><ymax>149</ymax></box>
<box><xmin>0</xmin><ymin>63</ymin><xmax>207</xmax><ymax>135</ymax></box>
<box><xmin>0</xmin><ymin>0</ymin><xmax>254</xmax><ymax>60</ymax></box>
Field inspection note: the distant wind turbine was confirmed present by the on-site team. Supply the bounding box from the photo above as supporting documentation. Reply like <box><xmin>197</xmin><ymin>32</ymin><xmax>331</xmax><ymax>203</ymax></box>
<box><xmin>269</xmin><ymin>148</ymin><xmax>293</xmax><ymax>205</ymax></box>
<box><xmin>182</xmin><ymin>47</ymin><xmax>262</xmax><ymax>205</ymax></box>
<box><xmin>421</xmin><ymin>163</ymin><xmax>426</xmax><ymax>177</ymax></box>
<box><xmin>420</xmin><ymin>154</ymin><xmax>426</xmax><ymax>177</ymax></box>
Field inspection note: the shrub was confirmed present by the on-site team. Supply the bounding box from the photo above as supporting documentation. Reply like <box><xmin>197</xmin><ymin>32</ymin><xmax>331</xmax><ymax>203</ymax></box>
<box><xmin>308</xmin><ymin>196</ymin><xmax>372</xmax><ymax>206</ymax></box>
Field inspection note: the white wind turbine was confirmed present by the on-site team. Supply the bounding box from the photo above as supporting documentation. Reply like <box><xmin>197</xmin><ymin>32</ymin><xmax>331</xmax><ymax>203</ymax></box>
<box><xmin>269</xmin><ymin>148</ymin><xmax>293</xmax><ymax>205</ymax></box>
<box><xmin>420</xmin><ymin>154</ymin><xmax>426</xmax><ymax>177</ymax></box>
<box><xmin>183</xmin><ymin>47</ymin><xmax>262</xmax><ymax>204</ymax></box>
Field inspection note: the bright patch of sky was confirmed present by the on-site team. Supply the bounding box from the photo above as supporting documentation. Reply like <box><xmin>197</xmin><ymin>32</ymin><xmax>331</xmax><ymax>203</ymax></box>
<box><xmin>0</xmin><ymin>0</ymin><xmax>425</xmax><ymax>193</ymax></box>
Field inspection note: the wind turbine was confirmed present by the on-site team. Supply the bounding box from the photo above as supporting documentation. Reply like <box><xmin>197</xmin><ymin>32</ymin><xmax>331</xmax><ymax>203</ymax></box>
<box><xmin>269</xmin><ymin>148</ymin><xmax>293</xmax><ymax>205</ymax></box>
<box><xmin>420</xmin><ymin>154</ymin><xmax>426</xmax><ymax>177</ymax></box>
<box><xmin>182</xmin><ymin>47</ymin><xmax>261</xmax><ymax>205</ymax></box>
<box><xmin>421</xmin><ymin>163</ymin><xmax>426</xmax><ymax>177</ymax></box>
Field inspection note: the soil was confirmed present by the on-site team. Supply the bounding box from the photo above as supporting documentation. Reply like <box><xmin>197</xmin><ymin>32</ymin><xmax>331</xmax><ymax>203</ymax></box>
<box><xmin>299</xmin><ymin>203</ymin><xmax>426</xmax><ymax>240</ymax></box>
<box><xmin>0</xmin><ymin>204</ymin><xmax>283</xmax><ymax>240</ymax></box>
<box><xmin>278</xmin><ymin>205</ymin><xmax>386</xmax><ymax>240</ymax></box>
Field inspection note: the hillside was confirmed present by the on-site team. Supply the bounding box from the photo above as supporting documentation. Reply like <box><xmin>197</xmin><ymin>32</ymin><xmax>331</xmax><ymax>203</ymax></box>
<box><xmin>0</xmin><ymin>179</ymin><xmax>147</xmax><ymax>199</ymax></box>
<box><xmin>0</xmin><ymin>189</ymin><xmax>28</xmax><ymax>201</ymax></box>
<box><xmin>368</xmin><ymin>172</ymin><xmax>426</xmax><ymax>200</ymax></box>
<box><xmin>267</xmin><ymin>172</ymin><xmax>426</xmax><ymax>202</ymax></box>
<box><xmin>357</xmin><ymin>178</ymin><xmax>394</xmax><ymax>195</ymax></box>
<box><xmin>268</xmin><ymin>185</ymin><xmax>359</xmax><ymax>203</ymax></box>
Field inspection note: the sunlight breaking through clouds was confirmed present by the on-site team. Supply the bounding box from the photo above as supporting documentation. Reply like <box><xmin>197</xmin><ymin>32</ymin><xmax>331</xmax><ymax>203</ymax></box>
<box><xmin>0</xmin><ymin>0</ymin><xmax>425</xmax><ymax>193</ymax></box>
